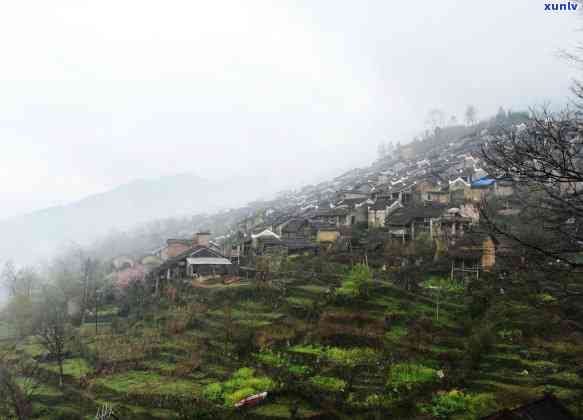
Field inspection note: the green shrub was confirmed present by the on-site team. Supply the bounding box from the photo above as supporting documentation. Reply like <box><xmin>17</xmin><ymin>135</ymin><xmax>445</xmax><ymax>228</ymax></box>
<box><xmin>337</xmin><ymin>264</ymin><xmax>372</xmax><ymax>299</ymax></box>
<box><xmin>467</xmin><ymin>393</ymin><xmax>498</xmax><ymax>419</ymax></box>
<box><xmin>288</xmin><ymin>364</ymin><xmax>311</xmax><ymax>376</ymax></box>
<box><xmin>421</xmin><ymin>389</ymin><xmax>467</xmax><ymax>418</ymax></box>
<box><xmin>202</xmin><ymin>382</ymin><xmax>223</xmax><ymax>402</ymax></box>
<box><xmin>498</xmin><ymin>329</ymin><xmax>523</xmax><ymax>343</ymax></box>
<box><xmin>204</xmin><ymin>367</ymin><xmax>276</xmax><ymax>407</ymax></box>
<box><xmin>466</xmin><ymin>325</ymin><xmax>496</xmax><ymax>368</ymax></box>
<box><xmin>536</xmin><ymin>293</ymin><xmax>558</xmax><ymax>304</ymax></box>
<box><xmin>420</xmin><ymin>277</ymin><xmax>463</xmax><ymax>293</ymax></box>
<box><xmin>364</xmin><ymin>393</ymin><xmax>391</xmax><ymax>408</ymax></box>
<box><xmin>242</xmin><ymin>377</ymin><xmax>274</xmax><ymax>391</ymax></box>
<box><xmin>231</xmin><ymin>367</ymin><xmax>254</xmax><ymax>380</ymax></box>
<box><xmin>254</xmin><ymin>350</ymin><xmax>288</xmax><ymax>368</ymax></box>
<box><xmin>385</xmin><ymin>325</ymin><xmax>408</xmax><ymax>343</ymax></box>
<box><xmin>224</xmin><ymin>387</ymin><xmax>257</xmax><ymax>407</ymax></box>
<box><xmin>288</xmin><ymin>344</ymin><xmax>326</xmax><ymax>357</ymax></box>
<box><xmin>420</xmin><ymin>390</ymin><xmax>497</xmax><ymax>419</ymax></box>
<box><xmin>309</xmin><ymin>376</ymin><xmax>346</xmax><ymax>393</ymax></box>
<box><xmin>254</xmin><ymin>350</ymin><xmax>312</xmax><ymax>377</ymax></box>
<box><xmin>388</xmin><ymin>363</ymin><xmax>437</xmax><ymax>391</ymax></box>
<box><xmin>325</xmin><ymin>347</ymin><xmax>381</xmax><ymax>368</ymax></box>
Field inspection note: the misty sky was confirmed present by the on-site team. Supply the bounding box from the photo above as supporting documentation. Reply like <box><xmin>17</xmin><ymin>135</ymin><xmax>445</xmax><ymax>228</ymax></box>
<box><xmin>0</xmin><ymin>0</ymin><xmax>581</xmax><ymax>219</ymax></box>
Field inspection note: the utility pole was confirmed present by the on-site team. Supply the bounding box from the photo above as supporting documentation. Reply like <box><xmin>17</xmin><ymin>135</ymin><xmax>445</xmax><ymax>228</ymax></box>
<box><xmin>95</xmin><ymin>288</ymin><xmax>99</xmax><ymax>336</ymax></box>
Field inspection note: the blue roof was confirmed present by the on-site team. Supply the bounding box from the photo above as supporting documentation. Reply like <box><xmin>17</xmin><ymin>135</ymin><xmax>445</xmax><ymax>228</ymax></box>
<box><xmin>471</xmin><ymin>177</ymin><xmax>496</xmax><ymax>187</ymax></box>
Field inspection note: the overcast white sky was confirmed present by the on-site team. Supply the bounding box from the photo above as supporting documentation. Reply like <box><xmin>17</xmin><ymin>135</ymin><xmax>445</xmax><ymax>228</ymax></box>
<box><xmin>0</xmin><ymin>0</ymin><xmax>581</xmax><ymax>219</ymax></box>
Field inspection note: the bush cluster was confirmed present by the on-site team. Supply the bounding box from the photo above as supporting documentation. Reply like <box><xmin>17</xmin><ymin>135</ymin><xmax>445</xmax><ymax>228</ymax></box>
<box><xmin>419</xmin><ymin>389</ymin><xmax>498</xmax><ymax>419</ymax></box>
<box><xmin>201</xmin><ymin>367</ymin><xmax>276</xmax><ymax>407</ymax></box>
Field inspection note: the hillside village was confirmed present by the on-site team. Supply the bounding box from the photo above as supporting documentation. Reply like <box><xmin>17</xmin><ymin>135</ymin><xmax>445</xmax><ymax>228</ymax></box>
<box><xmin>127</xmin><ymin>115</ymin><xmax>525</xmax><ymax>288</ymax></box>
<box><xmin>5</xmin><ymin>2</ymin><xmax>583</xmax><ymax>418</ymax></box>
<box><xmin>2</xmin><ymin>112</ymin><xmax>583</xmax><ymax>420</ymax></box>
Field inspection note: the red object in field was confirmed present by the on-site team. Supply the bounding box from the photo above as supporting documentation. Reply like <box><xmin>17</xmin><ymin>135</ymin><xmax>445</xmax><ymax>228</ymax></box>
<box><xmin>234</xmin><ymin>391</ymin><xmax>268</xmax><ymax>408</ymax></box>
<box><xmin>223</xmin><ymin>276</ymin><xmax>241</xmax><ymax>285</ymax></box>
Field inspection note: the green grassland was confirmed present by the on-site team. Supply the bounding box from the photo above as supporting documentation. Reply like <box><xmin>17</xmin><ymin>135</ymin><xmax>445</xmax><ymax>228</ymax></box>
<box><xmin>1</xmin><ymin>261</ymin><xmax>583</xmax><ymax>419</ymax></box>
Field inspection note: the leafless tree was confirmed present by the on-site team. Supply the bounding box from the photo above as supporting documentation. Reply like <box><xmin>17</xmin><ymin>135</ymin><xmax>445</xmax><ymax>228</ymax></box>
<box><xmin>1</xmin><ymin>262</ymin><xmax>39</xmax><ymax>300</ymax></box>
<box><xmin>79</xmin><ymin>255</ymin><xmax>99</xmax><ymax>325</ymax></box>
<box><xmin>1</xmin><ymin>261</ymin><xmax>17</xmax><ymax>297</ymax></box>
<box><xmin>385</xmin><ymin>140</ymin><xmax>394</xmax><ymax>156</ymax></box>
<box><xmin>426</xmin><ymin>108</ymin><xmax>447</xmax><ymax>132</ymax></box>
<box><xmin>33</xmin><ymin>287</ymin><xmax>70</xmax><ymax>387</ymax></box>
<box><xmin>223</xmin><ymin>302</ymin><xmax>234</xmax><ymax>355</ymax></box>
<box><xmin>0</xmin><ymin>350</ymin><xmax>41</xmax><ymax>420</ymax></box>
<box><xmin>465</xmin><ymin>105</ymin><xmax>477</xmax><ymax>126</ymax></box>
<box><xmin>377</xmin><ymin>142</ymin><xmax>386</xmax><ymax>159</ymax></box>
<box><xmin>4</xmin><ymin>294</ymin><xmax>34</xmax><ymax>338</ymax></box>
<box><xmin>481</xmin><ymin>106</ymin><xmax>583</xmax><ymax>271</ymax></box>
<box><xmin>17</xmin><ymin>267</ymin><xmax>39</xmax><ymax>299</ymax></box>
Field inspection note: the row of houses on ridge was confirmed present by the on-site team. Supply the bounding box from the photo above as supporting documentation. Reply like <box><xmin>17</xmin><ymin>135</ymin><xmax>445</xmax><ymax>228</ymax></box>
<box><xmin>112</xmin><ymin>123</ymin><xmax>527</xmax><ymax>288</ymax></box>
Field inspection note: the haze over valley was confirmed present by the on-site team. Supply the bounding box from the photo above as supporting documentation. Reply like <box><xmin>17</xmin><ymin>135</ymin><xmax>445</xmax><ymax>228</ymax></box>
<box><xmin>1</xmin><ymin>2</ymin><xmax>583</xmax><ymax>420</ymax></box>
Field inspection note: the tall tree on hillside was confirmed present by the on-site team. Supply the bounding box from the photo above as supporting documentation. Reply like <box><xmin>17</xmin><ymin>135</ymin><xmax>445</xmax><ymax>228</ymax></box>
<box><xmin>338</xmin><ymin>263</ymin><xmax>372</xmax><ymax>299</ymax></box>
<box><xmin>426</xmin><ymin>108</ymin><xmax>447</xmax><ymax>132</ymax></box>
<box><xmin>1</xmin><ymin>261</ymin><xmax>17</xmax><ymax>297</ymax></box>
<box><xmin>51</xmin><ymin>253</ymin><xmax>82</xmax><ymax>303</ymax></box>
<box><xmin>222</xmin><ymin>302</ymin><xmax>234</xmax><ymax>355</ymax></box>
<box><xmin>385</xmin><ymin>141</ymin><xmax>393</xmax><ymax>157</ymax></box>
<box><xmin>481</xmin><ymin>106</ymin><xmax>583</xmax><ymax>271</ymax></box>
<box><xmin>377</xmin><ymin>142</ymin><xmax>387</xmax><ymax>160</ymax></box>
<box><xmin>5</xmin><ymin>295</ymin><xmax>34</xmax><ymax>338</ymax></box>
<box><xmin>464</xmin><ymin>105</ymin><xmax>477</xmax><ymax>126</ymax></box>
<box><xmin>1</xmin><ymin>262</ymin><xmax>38</xmax><ymax>299</ymax></box>
<box><xmin>0</xmin><ymin>350</ymin><xmax>40</xmax><ymax>420</ymax></box>
<box><xmin>17</xmin><ymin>267</ymin><xmax>38</xmax><ymax>299</ymax></box>
<box><xmin>33</xmin><ymin>286</ymin><xmax>70</xmax><ymax>388</ymax></box>
<box><xmin>78</xmin><ymin>254</ymin><xmax>99</xmax><ymax>325</ymax></box>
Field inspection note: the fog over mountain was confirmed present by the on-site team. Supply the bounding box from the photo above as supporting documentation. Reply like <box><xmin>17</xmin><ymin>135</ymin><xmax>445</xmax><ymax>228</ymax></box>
<box><xmin>0</xmin><ymin>0</ymin><xmax>580</xmax><ymax>263</ymax></box>
<box><xmin>0</xmin><ymin>171</ymin><xmax>318</xmax><ymax>264</ymax></box>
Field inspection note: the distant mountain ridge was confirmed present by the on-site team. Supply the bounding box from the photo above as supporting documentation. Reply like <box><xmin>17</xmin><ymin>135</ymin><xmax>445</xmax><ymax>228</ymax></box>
<box><xmin>0</xmin><ymin>173</ymin><xmax>285</xmax><ymax>264</ymax></box>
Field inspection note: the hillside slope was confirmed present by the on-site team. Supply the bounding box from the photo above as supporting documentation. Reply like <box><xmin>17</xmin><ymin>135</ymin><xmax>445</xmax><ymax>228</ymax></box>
<box><xmin>0</xmin><ymin>173</ymin><xmax>285</xmax><ymax>263</ymax></box>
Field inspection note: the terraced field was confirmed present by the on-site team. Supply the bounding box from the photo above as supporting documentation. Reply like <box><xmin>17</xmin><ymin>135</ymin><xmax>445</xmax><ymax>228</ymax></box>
<box><xmin>2</xmin><ymin>270</ymin><xmax>583</xmax><ymax>419</ymax></box>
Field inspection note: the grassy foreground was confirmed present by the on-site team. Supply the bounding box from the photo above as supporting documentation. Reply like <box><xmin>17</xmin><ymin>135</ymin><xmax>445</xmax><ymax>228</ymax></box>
<box><xmin>2</xmin><ymin>259</ymin><xmax>583</xmax><ymax>419</ymax></box>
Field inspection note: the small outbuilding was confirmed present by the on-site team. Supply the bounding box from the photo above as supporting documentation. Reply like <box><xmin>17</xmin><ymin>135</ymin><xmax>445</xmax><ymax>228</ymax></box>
<box><xmin>151</xmin><ymin>245</ymin><xmax>234</xmax><ymax>282</ymax></box>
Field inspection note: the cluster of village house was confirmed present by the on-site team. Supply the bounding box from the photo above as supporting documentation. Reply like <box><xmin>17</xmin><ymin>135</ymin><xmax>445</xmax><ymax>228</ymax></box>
<box><xmin>129</xmin><ymin>129</ymin><xmax>521</xmax><ymax>286</ymax></box>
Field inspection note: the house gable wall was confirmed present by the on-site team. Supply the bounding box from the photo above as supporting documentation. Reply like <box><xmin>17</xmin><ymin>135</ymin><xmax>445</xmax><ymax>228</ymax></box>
<box><xmin>317</xmin><ymin>230</ymin><xmax>339</xmax><ymax>243</ymax></box>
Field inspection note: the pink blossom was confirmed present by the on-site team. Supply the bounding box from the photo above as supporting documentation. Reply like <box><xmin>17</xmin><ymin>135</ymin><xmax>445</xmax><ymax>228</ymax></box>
<box><xmin>114</xmin><ymin>265</ymin><xmax>146</xmax><ymax>290</ymax></box>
